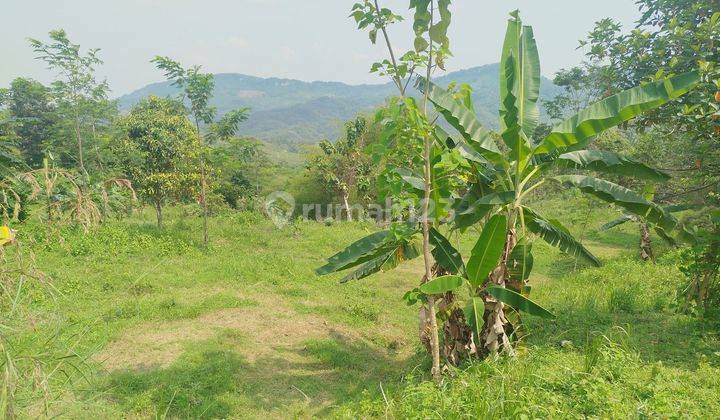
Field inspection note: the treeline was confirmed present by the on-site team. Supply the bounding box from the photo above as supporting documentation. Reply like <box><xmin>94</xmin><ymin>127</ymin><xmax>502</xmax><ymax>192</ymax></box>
<box><xmin>0</xmin><ymin>30</ymin><xmax>270</xmax><ymax>238</ymax></box>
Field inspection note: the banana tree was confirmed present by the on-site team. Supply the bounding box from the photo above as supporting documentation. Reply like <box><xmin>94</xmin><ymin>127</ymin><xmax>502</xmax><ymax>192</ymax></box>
<box><xmin>599</xmin><ymin>203</ymin><xmax>694</xmax><ymax>262</ymax></box>
<box><xmin>417</xmin><ymin>11</ymin><xmax>698</xmax><ymax>355</ymax></box>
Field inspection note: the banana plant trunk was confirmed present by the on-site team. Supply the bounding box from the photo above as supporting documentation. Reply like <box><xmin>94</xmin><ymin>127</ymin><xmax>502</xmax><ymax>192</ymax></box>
<box><xmin>479</xmin><ymin>227</ymin><xmax>518</xmax><ymax>357</ymax></box>
<box><xmin>639</xmin><ymin>222</ymin><xmax>654</xmax><ymax>262</ymax></box>
<box><xmin>439</xmin><ymin>290</ymin><xmax>475</xmax><ymax>366</ymax></box>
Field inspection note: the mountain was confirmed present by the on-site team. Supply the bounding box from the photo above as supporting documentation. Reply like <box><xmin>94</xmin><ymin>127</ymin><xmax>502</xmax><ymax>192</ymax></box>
<box><xmin>118</xmin><ymin>63</ymin><xmax>561</xmax><ymax>149</ymax></box>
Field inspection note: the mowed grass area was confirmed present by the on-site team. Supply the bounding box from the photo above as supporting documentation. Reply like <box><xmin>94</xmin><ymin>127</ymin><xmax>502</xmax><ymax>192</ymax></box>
<box><xmin>9</xmin><ymin>197</ymin><xmax>720</xmax><ymax>418</ymax></box>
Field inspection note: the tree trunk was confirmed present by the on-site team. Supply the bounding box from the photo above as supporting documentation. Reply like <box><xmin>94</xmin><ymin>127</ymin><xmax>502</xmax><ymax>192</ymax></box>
<box><xmin>418</xmin><ymin>262</ymin><xmax>441</xmax><ymax>381</ymax></box>
<box><xmin>419</xmin><ymin>1</ymin><xmax>441</xmax><ymax>383</ymax></box>
<box><xmin>201</xmin><ymin>165</ymin><xmax>209</xmax><ymax>245</ymax></box>
<box><xmin>195</xmin><ymin>119</ymin><xmax>209</xmax><ymax>248</ymax></box>
<box><xmin>639</xmin><ymin>222</ymin><xmax>654</xmax><ymax>262</ymax></box>
<box><xmin>419</xmin><ymin>263</ymin><xmax>444</xmax><ymax>360</ymax></box>
<box><xmin>342</xmin><ymin>187</ymin><xmax>352</xmax><ymax>221</ymax></box>
<box><xmin>154</xmin><ymin>200</ymin><xmax>163</xmax><ymax>228</ymax></box>
<box><xmin>479</xmin><ymin>228</ymin><xmax>518</xmax><ymax>357</ymax></box>
<box><xmin>74</xmin><ymin>118</ymin><xmax>86</xmax><ymax>177</ymax></box>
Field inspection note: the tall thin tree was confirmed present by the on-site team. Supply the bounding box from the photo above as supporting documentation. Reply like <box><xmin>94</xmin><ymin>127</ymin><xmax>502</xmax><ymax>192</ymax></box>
<box><xmin>152</xmin><ymin>57</ymin><xmax>216</xmax><ymax>246</ymax></box>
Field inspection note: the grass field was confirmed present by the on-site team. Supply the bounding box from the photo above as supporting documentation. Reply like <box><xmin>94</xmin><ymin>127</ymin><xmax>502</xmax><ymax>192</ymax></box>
<box><xmin>5</xmin><ymin>197</ymin><xmax>720</xmax><ymax>418</ymax></box>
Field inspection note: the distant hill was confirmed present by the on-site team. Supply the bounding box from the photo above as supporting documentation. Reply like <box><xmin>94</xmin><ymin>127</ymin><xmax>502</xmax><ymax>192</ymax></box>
<box><xmin>118</xmin><ymin>64</ymin><xmax>561</xmax><ymax>149</ymax></box>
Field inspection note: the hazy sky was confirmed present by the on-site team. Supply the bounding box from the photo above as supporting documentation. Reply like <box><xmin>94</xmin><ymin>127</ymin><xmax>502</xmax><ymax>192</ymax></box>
<box><xmin>1</xmin><ymin>0</ymin><xmax>639</xmax><ymax>97</ymax></box>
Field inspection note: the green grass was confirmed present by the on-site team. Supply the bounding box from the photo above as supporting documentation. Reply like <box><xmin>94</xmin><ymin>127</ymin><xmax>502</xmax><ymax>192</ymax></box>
<box><xmin>3</xmin><ymin>198</ymin><xmax>719</xmax><ymax>418</ymax></box>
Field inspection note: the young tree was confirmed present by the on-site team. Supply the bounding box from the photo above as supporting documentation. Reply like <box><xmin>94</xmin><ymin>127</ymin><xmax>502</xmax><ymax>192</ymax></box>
<box><xmin>680</xmin><ymin>207</ymin><xmax>720</xmax><ymax>314</ymax></box>
<box><xmin>319</xmin><ymin>0</ymin><xmax>453</xmax><ymax>381</ymax></box>
<box><xmin>114</xmin><ymin>96</ymin><xmax>200</xmax><ymax>227</ymax></box>
<box><xmin>151</xmin><ymin>57</ymin><xmax>217</xmax><ymax>246</ymax></box>
<box><xmin>29</xmin><ymin>30</ymin><xmax>114</xmax><ymax>176</ymax></box>
<box><xmin>306</xmin><ymin>116</ymin><xmax>373</xmax><ymax>220</ymax></box>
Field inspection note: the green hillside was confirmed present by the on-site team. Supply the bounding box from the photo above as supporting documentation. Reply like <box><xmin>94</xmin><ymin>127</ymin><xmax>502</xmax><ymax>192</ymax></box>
<box><xmin>118</xmin><ymin>64</ymin><xmax>561</xmax><ymax>148</ymax></box>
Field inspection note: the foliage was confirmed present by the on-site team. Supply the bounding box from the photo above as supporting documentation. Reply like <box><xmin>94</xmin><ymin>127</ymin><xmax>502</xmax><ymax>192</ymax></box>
<box><xmin>677</xmin><ymin>207</ymin><xmax>720</xmax><ymax>315</ymax></box>
<box><xmin>580</xmin><ymin>1</ymin><xmax>720</xmax><ymax>201</ymax></box>
<box><xmin>114</xmin><ymin>96</ymin><xmax>200</xmax><ymax>227</ymax></box>
<box><xmin>306</xmin><ymin>116</ymin><xmax>375</xmax><ymax>218</ymax></box>
<box><xmin>0</xmin><ymin>78</ymin><xmax>59</xmax><ymax>168</ymax></box>
<box><xmin>29</xmin><ymin>30</ymin><xmax>116</xmax><ymax>175</ymax></box>
<box><xmin>319</xmin><ymin>10</ymin><xmax>699</xmax><ymax>363</ymax></box>
<box><xmin>208</xmin><ymin>108</ymin><xmax>250</xmax><ymax>144</ymax></box>
<box><xmin>208</xmin><ymin>137</ymin><xmax>267</xmax><ymax>210</ymax></box>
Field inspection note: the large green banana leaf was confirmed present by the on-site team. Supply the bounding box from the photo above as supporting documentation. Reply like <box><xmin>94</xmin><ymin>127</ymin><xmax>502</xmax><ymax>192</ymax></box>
<box><xmin>459</xmin><ymin>191</ymin><xmax>516</xmax><ymax>214</ymax></box>
<box><xmin>420</xmin><ymin>275</ymin><xmax>465</xmax><ymax>294</ymax></box>
<box><xmin>534</xmin><ymin>71</ymin><xmax>700</xmax><ymax>156</ymax></box>
<box><xmin>523</xmin><ymin>207</ymin><xmax>601</xmax><ymax>266</ymax></box>
<box><xmin>599</xmin><ymin>215</ymin><xmax>635</xmax><ymax>231</ymax></box>
<box><xmin>507</xmin><ymin>238</ymin><xmax>533</xmax><ymax>282</ymax></box>
<box><xmin>418</xmin><ymin>78</ymin><xmax>501</xmax><ymax>158</ymax></box>
<box><xmin>466</xmin><ymin>214</ymin><xmax>507</xmax><ymax>287</ymax></box>
<box><xmin>499</xmin><ymin>59</ymin><xmax>532</xmax><ymax>166</ymax></box>
<box><xmin>499</xmin><ymin>14</ymin><xmax>540</xmax><ymax>137</ymax></box>
<box><xmin>499</xmin><ymin>14</ymin><xmax>519</xmax><ymax>132</ymax></box>
<box><xmin>498</xmin><ymin>13</ymin><xmax>538</xmax><ymax>168</ymax></box>
<box><xmin>316</xmin><ymin>230</ymin><xmax>390</xmax><ymax>275</ymax></box>
<box><xmin>341</xmin><ymin>240</ymin><xmax>421</xmax><ymax>283</ymax></box>
<box><xmin>518</xmin><ymin>25</ymin><xmax>540</xmax><ymax>136</ymax></box>
<box><xmin>429</xmin><ymin>227</ymin><xmax>465</xmax><ymax>275</ymax></box>
<box><xmin>463</xmin><ymin>297</ymin><xmax>485</xmax><ymax>343</ymax></box>
<box><xmin>486</xmin><ymin>285</ymin><xmax>554</xmax><ymax>319</ymax></box>
<box><xmin>554</xmin><ymin>175</ymin><xmax>678</xmax><ymax>231</ymax></box>
<box><xmin>555</xmin><ymin>150</ymin><xmax>670</xmax><ymax>182</ymax></box>
<box><xmin>451</xmin><ymin>184</ymin><xmax>496</xmax><ymax>230</ymax></box>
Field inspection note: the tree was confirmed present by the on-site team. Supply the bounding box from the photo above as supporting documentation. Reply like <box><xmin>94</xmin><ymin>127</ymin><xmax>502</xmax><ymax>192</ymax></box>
<box><xmin>580</xmin><ymin>2</ymin><xmax>720</xmax><ymax>200</ymax></box>
<box><xmin>306</xmin><ymin>116</ymin><xmax>373</xmax><ymax>220</ymax></box>
<box><xmin>151</xmin><ymin>57</ymin><xmax>217</xmax><ymax>246</ymax></box>
<box><xmin>114</xmin><ymin>96</ymin><xmax>200</xmax><ymax>228</ymax></box>
<box><xmin>0</xmin><ymin>78</ymin><xmax>59</xmax><ymax>168</ymax></box>
<box><xmin>210</xmin><ymin>138</ymin><xmax>266</xmax><ymax>210</ymax></box>
<box><xmin>320</xmin><ymin>0</ymin><xmax>454</xmax><ymax>381</ymax></box>
<box><xmin>542</xmin><ymin>65</ymin><xmax>603</xmax><ymax>121</ymax></box>
<box><xmin>318</xmin><ymin>11</ymin><xmax>698</xmax><ymax>365</ymax></box>
<box><xmin>29</xmin><ymin>30</ymin><xmax>114</xmax><ymax>176</ymax></box>
<box><xmin>206</xmin><ymin>109</ymin><xmax>265</xmax><ymax>210</ymax></box>
<box><xmin>208</xmin><ymin>109</ymin><xmax>250</xmax><ymax>144</ymax></box>
<box><xmin>0</xmin><ymin>110</ymin><xmax>27</xmax><ymax>222</ymax></box>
